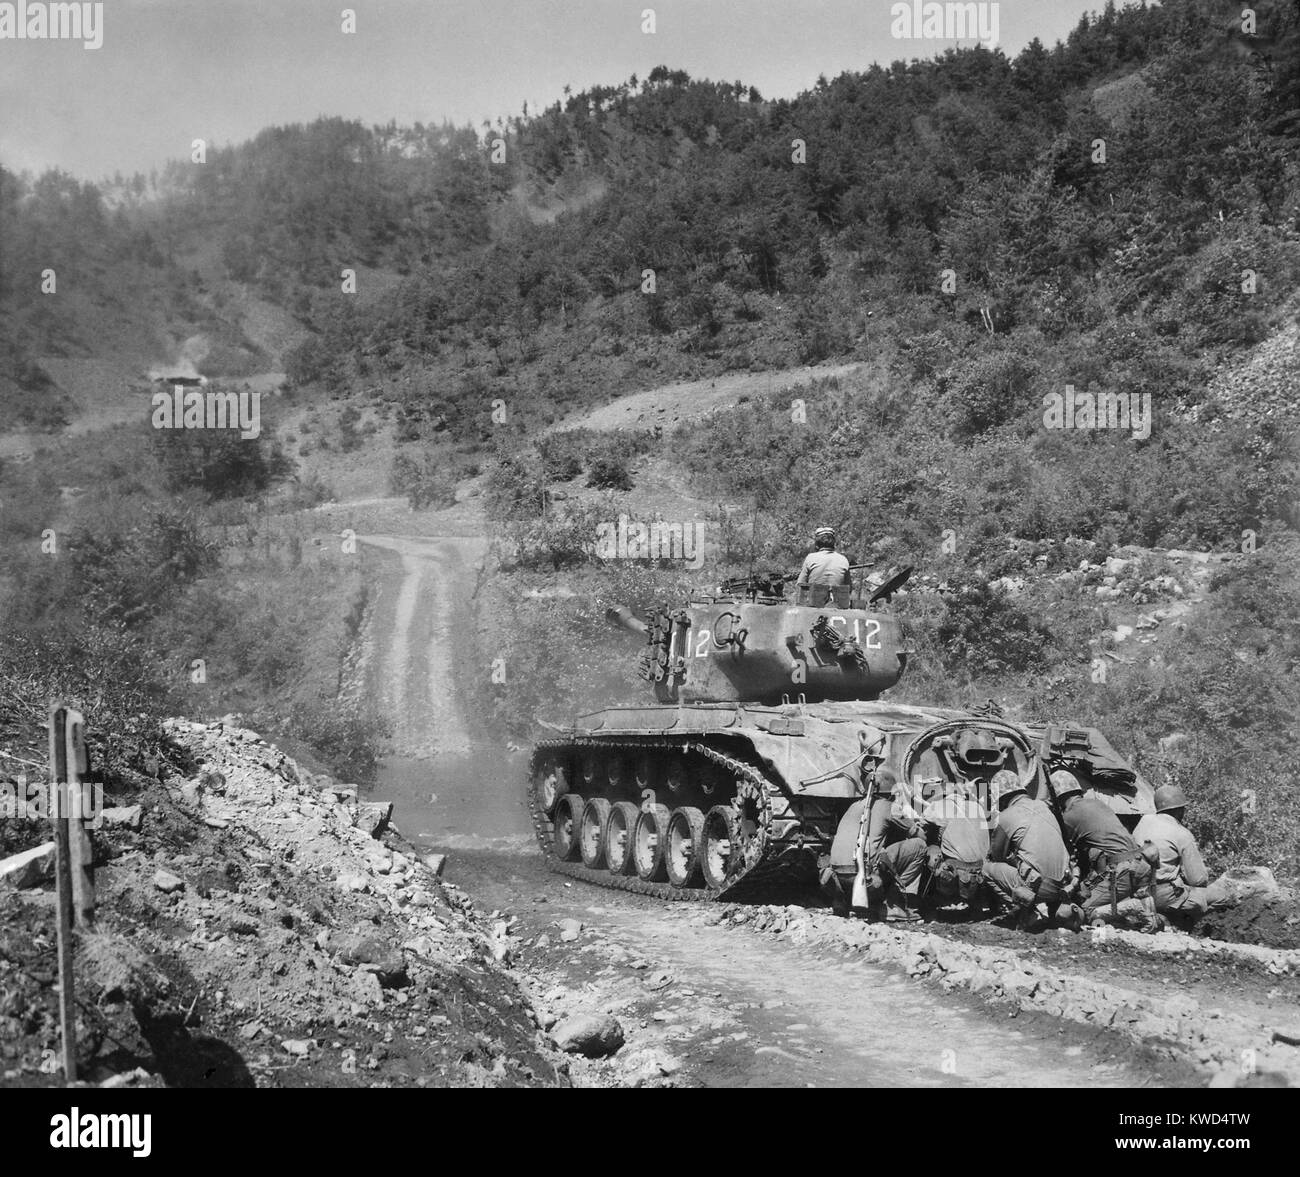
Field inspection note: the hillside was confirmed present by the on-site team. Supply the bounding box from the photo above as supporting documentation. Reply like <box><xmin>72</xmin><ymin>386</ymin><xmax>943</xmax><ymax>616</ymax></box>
<box><xmin>2</xmin><ymin>0</ymin><xmax>1299</xmax><ymax>873</ymax></box>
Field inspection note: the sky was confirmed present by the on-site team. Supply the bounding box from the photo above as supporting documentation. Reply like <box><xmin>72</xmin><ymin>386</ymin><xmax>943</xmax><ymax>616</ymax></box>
<box><xmin>0</xmin><ymin>0</ymin><xmax>1112</xmax><ymax>180</ymax></box>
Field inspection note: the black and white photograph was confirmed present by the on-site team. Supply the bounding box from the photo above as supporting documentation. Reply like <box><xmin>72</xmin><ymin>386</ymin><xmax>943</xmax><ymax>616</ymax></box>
<box><xmin>1</xmin><ymin>0</ymin><xmax>1298</xmax><ymax>1136</ymax></box>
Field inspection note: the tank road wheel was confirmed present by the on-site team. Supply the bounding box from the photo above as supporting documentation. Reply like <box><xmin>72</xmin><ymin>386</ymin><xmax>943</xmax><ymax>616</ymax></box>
<box><xmin>666</xmin><ymin>757</ymin><xmax>689</xmax><ymax>795</ymax></box>
<box><xmin>633</xmin><ymin>755</ymin><xmax>659</xmax><ymax>791</ymax></box>
<box><xmin>701</xmin><ymin>805</ymin><xmax>742</xmax><ymax>890</ymax></box>
<box><xmin>534</xmin><ymin>757</ymin><xmax>569</xmax><ymax>817</ymax></box>
<box><xmin>606</xmin><ymin>757</ymin><xmax>631</xmax><ymax>793</ymax></box>
<box><xmin>553</xmin><ymin>794</ymin><xmax>585</xmax><ymax>861</ymax></box>
<box><xmin>605</xmin><ymin>802</ymin><xmax>640</xmax><ymax>875</ymax></box>
<box><xmin>580</xmin><ymin>798</ymin><xmax>613</xmax><ymax>869</ymax></box>
<box><xmin>666</xmin><ymin>806</ymin><xmax>706</xmax><ymax>887</ymax></box>
<box><xmin>633</xmin><ymin>804</ymin><xmax>671</xmax><ymax>882</ymax></box>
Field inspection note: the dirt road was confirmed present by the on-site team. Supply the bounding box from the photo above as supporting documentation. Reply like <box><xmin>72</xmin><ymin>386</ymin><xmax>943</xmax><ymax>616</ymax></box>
<box><xmin>355</xmin><ymin>527</ymin><xmax>1194</xmax><ymax>1087</ymax></box>
<box><xmin>349</xmin><ymin>435</ymin><xmax>1299</xmax><ymax>1087</ymax></box>
<box><xmin>435</xmin><ymin>848</ymin><xmax>1197</xmax><ymax>1088</ymax></box>
<box><xmin>357</xmin><ymin>534</ymin><xmax>488</xmax><ymax>759</ymax></box>
<box><xmin>352</xmin><ymin>523</ymin><xmax>1217</xmax><ymax>1087</ymax></box>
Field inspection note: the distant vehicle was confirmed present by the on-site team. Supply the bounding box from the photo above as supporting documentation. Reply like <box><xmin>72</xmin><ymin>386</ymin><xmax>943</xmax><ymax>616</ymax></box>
<box><xmin>527</xmin><ymin>569</ymin><xmax>1154</xmax><ymax>899</ymax></box>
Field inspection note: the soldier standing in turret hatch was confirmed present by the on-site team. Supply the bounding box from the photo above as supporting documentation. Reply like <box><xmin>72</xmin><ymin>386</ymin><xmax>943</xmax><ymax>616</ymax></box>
<box><xmin>796</xmin><ymin>526</ymin><xmax>851</xmax><ymax>588</ymax></box>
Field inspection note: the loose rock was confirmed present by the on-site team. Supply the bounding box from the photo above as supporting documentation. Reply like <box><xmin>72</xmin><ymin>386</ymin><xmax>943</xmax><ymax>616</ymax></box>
<box><xmin>422</xmin><ymin>853</ymin><xmax>447</xmax><ymax>877</ymax></box>
<box><xmin>551</xmin><ymin>1013</ymin><xmax>625</xmax><ymax>1058</ymax></box>
<box><xmin>0</xmin><ymin>843</ymin><xmax>55</xmax><ymax>889</ymax></box>
<box><xmin>153</xmin><ymin>870</ymin><xmax>185</xmax><ymax>894</ymax></box>
<box><xmin>354</xmin><ymin>801</ymin><xmax>393</xmax><ymax>839</ymax></box>
<box><xmin>99</xmin><ymin>805</ymin><xmax>143</xmax><ymax>831</ymax></box>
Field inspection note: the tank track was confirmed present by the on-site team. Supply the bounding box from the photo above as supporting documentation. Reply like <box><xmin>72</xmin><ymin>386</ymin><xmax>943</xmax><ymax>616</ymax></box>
<box><xmin>527</xmin><ymin>736</ymin><xmax>813</xmax><ymax>902</ymax></box>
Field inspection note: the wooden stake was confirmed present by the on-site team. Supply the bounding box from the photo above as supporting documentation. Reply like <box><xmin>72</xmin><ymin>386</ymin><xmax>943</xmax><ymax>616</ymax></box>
<box><xmin>63</xmin><ymin>711</ymin><xmax>94</xmax><ymax>928</ymax></box>
<box><xmin>49</xmin><ymin>705</ymin><xmax>77</xmax><ymax>1083</ymax></box>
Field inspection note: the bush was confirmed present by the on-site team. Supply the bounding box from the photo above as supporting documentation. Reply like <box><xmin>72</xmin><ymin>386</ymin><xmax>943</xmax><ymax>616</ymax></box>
<box><xmin>1163</xmin><ymin>755</ymin><xmax>1298</xmax><ymax>878</ymax></box>
<box><xmin>288</xmin><ymin>697</ymin><xmax>391</xmax><ymax>785</ymax></box>
<box><xmin>0</xmin><ymin>622</ymin><xmax>173</xmax><ymax>819</ymax></box>
<box><xmin>934</xmin><ymin>580</ymin><xmax>1056</xmax><ymax>676</ymax></box>
<box><xmin>389</xmin><ymin>450</ymin><xmax>457</xmax><ymax>510</ymax></box>
<box><xmin>537</xmin><ymin>433</ymin><xmax>585</xmax><ymax>481</ymax></box>
<box><xmin>937</xmin><ymin>343</ymin><xmax>1041</xmax><ymax>437</ymax></box>
<box><xmin>484</xmin><ymin>448</ymin><xmax>546</xmax><ymax>520</ymax></box>
<box><xmin>337</xmin><ymin>405</ymin><xmax>364</xmax><ymax>453</ymax></box>
<box><xmin>500</xmin><ymin>501</ymin><xmax>605</xmax><ymax>570</ymax></box>
<box><xmin>587</xmin><ymin>455</ymin><xmax>633</xmax><ymax>490</ymax></box>
<box><xmin>150</xmin><ymin>426</ymin><xmax>293</xmax><ymax>499</ymax></box>
<box><xmin>72</xmin><ymin>505</ymin><xmax>217</xmax><ymax>628</ymax></box>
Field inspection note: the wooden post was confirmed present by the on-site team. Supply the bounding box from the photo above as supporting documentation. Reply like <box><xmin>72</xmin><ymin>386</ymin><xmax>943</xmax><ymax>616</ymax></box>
<box><xmin>64</xmin><ymin>711</ymin><xmax>94</xmax><ymax>928</ymax></box>
<box><xmin>49</xmin><ymin>705</ymin><xmax>77</xmax><ymax>1083</ymax></box>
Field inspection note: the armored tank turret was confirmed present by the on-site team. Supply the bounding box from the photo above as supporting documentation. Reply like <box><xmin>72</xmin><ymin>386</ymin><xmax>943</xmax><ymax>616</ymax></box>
<box><xmin>526</xmin><ymin>570</ymin><xmax>1153</xmax><ymax>900</ymax></box>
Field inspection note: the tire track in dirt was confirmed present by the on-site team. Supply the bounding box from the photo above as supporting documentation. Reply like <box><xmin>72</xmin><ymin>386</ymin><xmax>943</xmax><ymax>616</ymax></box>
<box><xmin>358</xmin><ymin>534</ymin><xmax>487</xmax><ymax>758</ymax></box>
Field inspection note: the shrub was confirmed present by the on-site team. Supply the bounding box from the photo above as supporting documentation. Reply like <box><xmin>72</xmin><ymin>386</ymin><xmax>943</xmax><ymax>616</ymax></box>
<box><xmin>389</xmin><ymin>450</ymin><xmax>457</xmax><ymax>510</ymax></box>
<box><xmin>501</xmin><ymin>500</ymin><xmax>605</xmax><ymax>570</ymax></box>
<box><xmin>150</xmin><ymin>426</ymin><xmax>293</xmax><ymax>499</ymax></box>
<box><xmin>587</xmin><ymin>455</ymin><xmax>633</xmax><ymax>490</ymax></box>
<box><xmin>937</xmin><ymin>344</ymin><xmax>1041</xmax><ymax>437</ymax></box>
<box><xmin>287</xmin><ymin>697</ymin><xmax>391</xmax><ymax>784</ymax></box>
<box><xmin>337</xmin><ymin>404</ymin><xmax>364</xmax><ymax>452</ymax></box>
<box><xmin>934</xmin><ymin>579</ymin><xmax>1056</xmax><ymax>676</ymax></box>
<box><xmin>537</xmin><ymin>433</ymin><xmax>586</xmax><ymax>481</ymax></box>
<box><xmin>72</xmin><ymin>505</ymin><xmax>217</xmax><ymax>628</ymax></box>
<box><xmin>484</xmin><ymin>448</ymin><xmax>546</xmax><ymax>520</ymax></box>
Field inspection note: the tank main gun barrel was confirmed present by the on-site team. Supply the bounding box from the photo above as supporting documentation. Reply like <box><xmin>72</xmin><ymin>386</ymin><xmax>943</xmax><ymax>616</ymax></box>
<box><xmin>606</xmin><ymin>605</ymin><xmax>648</xmax><ymax>636</ymax></box>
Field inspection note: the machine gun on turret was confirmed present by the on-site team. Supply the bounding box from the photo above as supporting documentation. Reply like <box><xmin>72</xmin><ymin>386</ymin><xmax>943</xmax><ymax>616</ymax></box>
<box><xmin>717</xmin><ymin>570</ymin><xmax>797</xmax><ymax>600</ymax></box>
<box><xmin>716</xmin><ymin>562</ymin><xmax>886</xmax><ymax>603</ymax></box>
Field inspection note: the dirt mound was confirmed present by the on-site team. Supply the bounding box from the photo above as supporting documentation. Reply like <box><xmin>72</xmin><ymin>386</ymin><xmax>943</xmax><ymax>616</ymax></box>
<box><xmin>0</xmin><ymin>720</ymin><xmax>569</xmax><ymax>1088</ymax></box>
<box><xmin>1198</xmin><ymin>894</ymin><xmax>1300</xmax><ymax>950</ymax></box>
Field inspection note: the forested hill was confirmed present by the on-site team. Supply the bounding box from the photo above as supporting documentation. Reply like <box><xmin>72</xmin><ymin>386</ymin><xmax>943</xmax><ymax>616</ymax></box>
<box><xmin>2</xmin><ymin>0</ymin><xmax>1299</xmax><ymax>870</ymax></box>
<box><xmin>2</xmin><ymin>0</ymin><xmax>1299</xmax><ymax>440</ymax></box>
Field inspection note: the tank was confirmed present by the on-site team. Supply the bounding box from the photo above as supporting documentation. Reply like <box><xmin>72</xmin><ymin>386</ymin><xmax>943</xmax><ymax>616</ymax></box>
<box><xmin>526</xmin><ymin>570</ymin><xmax>1155</xmax><ymax>900</ymax></box>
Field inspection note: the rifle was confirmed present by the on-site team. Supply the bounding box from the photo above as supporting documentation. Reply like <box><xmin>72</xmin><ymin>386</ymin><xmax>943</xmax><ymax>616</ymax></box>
<box><xmin>850</xmin><ymin>732</ymin><xmax>890</xmax><ymax>910</ymax></box>
<box><xmin>851</xmin><ymin>772</ymin><xmax>877</xmax><ymax>909</ymax></box>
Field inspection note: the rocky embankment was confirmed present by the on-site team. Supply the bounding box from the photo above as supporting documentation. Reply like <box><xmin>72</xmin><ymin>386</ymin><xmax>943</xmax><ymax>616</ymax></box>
<box><xmin>0</xmin><ymin>719</ymin><xmax>570</xmax><ymax>1087</ymax></box>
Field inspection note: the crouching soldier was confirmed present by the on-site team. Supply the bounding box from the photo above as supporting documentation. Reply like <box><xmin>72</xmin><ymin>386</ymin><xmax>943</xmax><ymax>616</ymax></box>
<box><xmin>919</xmin><ymin>777</ymin><xmax>991</xmax><ymax>916</ymax></box>
<box><xmin>1134</xmin><ymin>785</ymin><xmax>1234</xmax><ymax>924</ymax></box>
<box><xmin>1053</xmin><ymin>770</ymin><xmax>1154</xmax><ymax>925</ymax></box>
<box><xmin>981</xmin><ymin>770</ymin><xmax>1080</xmax><ymax>930</ymax></box>
<box><xmin>821</xmin><ymin>767</ymin><xmax>926</xmax><ymax>921</ymax></box>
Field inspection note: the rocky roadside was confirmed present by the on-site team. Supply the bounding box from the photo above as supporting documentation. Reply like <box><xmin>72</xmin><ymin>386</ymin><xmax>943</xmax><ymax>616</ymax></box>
<box><xmin>720</xmin><ymin>905</ymin><xmax>1300</xmax><ymax>1087</ymax></box>
<box><xmin>0</xmin><ymin>719</ymin><xmax>571</xmax><ymax>1088</ymax></box>
<box><xmin>510</xmin><ymin>911</ymin><xmax>724</xmax><ymax>1088</ymax></box>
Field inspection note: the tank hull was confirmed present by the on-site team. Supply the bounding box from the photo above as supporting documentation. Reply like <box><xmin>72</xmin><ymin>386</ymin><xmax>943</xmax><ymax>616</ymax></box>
<box><xmin>526</xmin><ymin>701</ymin><xmax>1154</xmax><ymax>900</ymax></box>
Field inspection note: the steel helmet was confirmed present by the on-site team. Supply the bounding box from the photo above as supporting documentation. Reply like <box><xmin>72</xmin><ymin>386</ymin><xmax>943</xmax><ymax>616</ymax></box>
<box><xmin>991</xmin><ymin>768</ymin><xmax>1024</xmax><ymax>801</ymax></box>
<box><xmin>813</xmin><ymin>526</ymin><xmax>836</xmax><ymax>548</ymax></box>
<box><xmin>1050</xmin><ymin>769</ymin><xmax>1084</xmax><ymax>800</ymax></box>
<box><xmin>1154</xmin><ymin>784</ymin><xmax>1187</xmax><ymax>813</ymax></box>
